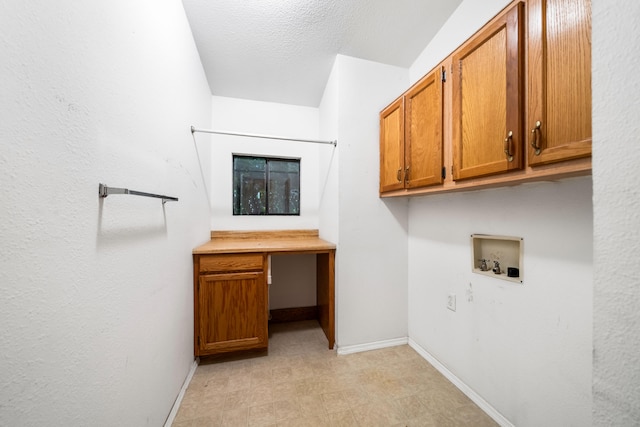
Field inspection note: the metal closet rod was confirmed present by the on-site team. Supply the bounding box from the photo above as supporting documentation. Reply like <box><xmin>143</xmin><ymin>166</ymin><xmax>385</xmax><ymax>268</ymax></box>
<box><xmin>98</xmin><ymin>183</ymin><xmax>178</xmax><ymax>204</ymax></box>
<box><xmin>190</xmin><ymin>126</ymin><xmax>337</xmax><ymax>147</ymax></box>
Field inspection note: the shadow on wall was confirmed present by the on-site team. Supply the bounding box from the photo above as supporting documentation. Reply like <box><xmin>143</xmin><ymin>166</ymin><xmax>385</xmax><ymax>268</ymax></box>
<box><xmin>319</xmin><ymin>145</ymin><xmax>338</xmax><ymax>207</ymax></box>
<box><xmin>381</xmin><ymin>196</ymin><xmax>410</xmax><ymax>234</ymax></box>
<box><xmin>96</xmin><ymin>197</ymin><xmax>169</xmax><ymax>248</ymax></box>
<box><xmin>189</xmin><ymin>130</ymin><xmax>212</xmax><ymax>211</ymax></box>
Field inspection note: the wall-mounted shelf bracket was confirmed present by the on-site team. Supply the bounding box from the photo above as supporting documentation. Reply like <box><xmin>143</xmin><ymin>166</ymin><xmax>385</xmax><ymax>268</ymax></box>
<box><xmin>98</xmin><ymin>183</ymin><xmax>178</xmax><ymax>204</ymax></box>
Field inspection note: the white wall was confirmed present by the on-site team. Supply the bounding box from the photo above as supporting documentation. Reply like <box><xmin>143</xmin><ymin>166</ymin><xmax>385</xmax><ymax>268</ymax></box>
<box><xmin>318</xmin><ymin>59</ymin><xmax>341</xmax><ymax>245</ymax></box>
<box><xmin>407</xmin><ymin>0</ymin><xmax>593</xmax><ymax>425</ymax></box>
<box><xmin>408</xmin><ymin>179</ymin><xmax>592</xmax><ymax>426</ymax></box>
<box><xmin>0</xmin><ymin>1</ymin><xmax>211</xmax><ymax>426</ymax></box>
<box><xmin>209</xmin><ymin>96</ymin><xmax>321</xmax><ymax>231</ymax></box>
<box><xmin>321</xmin><ymin>55</ymin><xmax>410</xmax><ymax>349</ymax></box>
<box><xmin>410</xmin><ymin>0</ymin><xmax>510</xmax><ymax>85</ymax></box>
<box><xmin>592</xmin><ymin>1</ymin><xmax>640</xmax><ymax>425</ymax></box>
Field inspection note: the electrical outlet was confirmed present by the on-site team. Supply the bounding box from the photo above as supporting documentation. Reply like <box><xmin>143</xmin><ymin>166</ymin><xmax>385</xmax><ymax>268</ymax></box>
<box><xmin>447</xmin><ymin>294</ymin><xmax>456</xmax><ymax>311</ymax></box>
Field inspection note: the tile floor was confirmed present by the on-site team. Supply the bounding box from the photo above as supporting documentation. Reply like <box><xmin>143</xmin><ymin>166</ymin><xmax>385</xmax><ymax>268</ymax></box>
<box><xmin>172</xmin><ymin>320</ymin><xmax>498</xmax><ymax>427</ymax></box>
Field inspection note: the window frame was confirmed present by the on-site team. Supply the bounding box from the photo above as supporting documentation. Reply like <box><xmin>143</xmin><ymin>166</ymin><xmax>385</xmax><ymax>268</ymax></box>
<box><xmin>232</xmin><ymin>154</ymin><xmax>301</xmax><ymax>216</ymax></box>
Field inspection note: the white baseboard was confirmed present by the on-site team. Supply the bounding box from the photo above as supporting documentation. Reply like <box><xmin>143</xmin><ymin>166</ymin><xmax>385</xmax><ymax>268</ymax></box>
<box><xmin>164</xmin><ymin>358</ymin><xmax>199</xmax><ymax>427</ymax></box>
<box><xmin>408</xmin><ymin>339</ymin><xmax>514</xmax><ymax>427</ymax></box>
<box><xmin>337</xmin><ymin>337</ymin><xmax>408</xmax><ymax>355</ymax></box>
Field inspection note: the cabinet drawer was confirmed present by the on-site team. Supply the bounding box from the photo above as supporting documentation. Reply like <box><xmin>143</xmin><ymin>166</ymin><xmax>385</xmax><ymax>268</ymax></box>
<box><xmin>199</xmin><ymin>254</ymin><xmax>264</xmax><ymax>273</ymax></box>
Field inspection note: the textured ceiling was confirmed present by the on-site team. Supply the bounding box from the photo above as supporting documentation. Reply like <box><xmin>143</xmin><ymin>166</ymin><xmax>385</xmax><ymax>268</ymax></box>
<box><xmin>182</xmin><ymin>0</ymin><xmax>462</xmax><ymax>107</ymax></box>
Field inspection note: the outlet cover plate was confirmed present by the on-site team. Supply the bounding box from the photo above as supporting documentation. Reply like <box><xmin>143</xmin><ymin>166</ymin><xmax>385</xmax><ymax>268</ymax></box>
<box><xmin>447</xmin><ymin>294</ymin><xmax>456</xmax><ymax>311</ymax></box>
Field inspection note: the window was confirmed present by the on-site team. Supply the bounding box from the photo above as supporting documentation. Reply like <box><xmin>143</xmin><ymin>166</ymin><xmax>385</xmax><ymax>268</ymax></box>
<box><xmin>233</xmin><ymin>155</ymin><xmax>300</xmax><ymax>215</ymax></box>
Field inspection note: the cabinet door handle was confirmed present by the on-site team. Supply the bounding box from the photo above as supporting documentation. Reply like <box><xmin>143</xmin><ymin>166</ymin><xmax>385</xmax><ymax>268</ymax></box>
<box><xmin>504</xmin><ymin>130</ymin><xmax>514</xmax><ymax>162</ymax></box>
<box><xmin>397</xmin><ymin>168</ymin><xmax>402</xmax><ymax>182</ymax></box>
<box><xmin>530</xmin><ymin>120</ymin><xmax>542</xmax><ymax>155</ymax></box>
<box><xmin>405</xmin><ymin>166</ymin><xmax>410</xmax><ymax>183</ymax></box>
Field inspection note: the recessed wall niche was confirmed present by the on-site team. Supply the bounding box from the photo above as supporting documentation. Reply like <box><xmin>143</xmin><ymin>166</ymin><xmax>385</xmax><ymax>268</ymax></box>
<box><xmin>471</xmin><ymin>234</ymin><xmax>523</xmax><ymax>283</ymax></box>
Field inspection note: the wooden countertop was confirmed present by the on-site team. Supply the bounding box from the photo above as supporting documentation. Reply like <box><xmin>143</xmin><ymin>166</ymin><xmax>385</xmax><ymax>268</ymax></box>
<box><xmin>193</xmin><ymin>229</ymin><xmax>336</xmax><ymax>255</ymax></box>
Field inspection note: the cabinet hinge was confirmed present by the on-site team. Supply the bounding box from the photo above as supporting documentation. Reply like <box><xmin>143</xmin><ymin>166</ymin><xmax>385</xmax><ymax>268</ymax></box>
<box><xmin>441</xmin><ymin>69</ymin><xmax>447</xmax><ymax>82</ymax></box>
<box><xmin>197</xmin><ymin>336</ymin><xmax>200</xmax><ymax>346</ymax></box>
<box><xmin>441</xmin><ymin>167</ymin><xmax>446</xmax><ymax>179</ymax></box>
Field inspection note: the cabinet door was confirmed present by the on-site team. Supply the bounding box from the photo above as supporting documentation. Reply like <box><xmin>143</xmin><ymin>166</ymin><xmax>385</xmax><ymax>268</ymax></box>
<box><xmin>452</xmin><ymin>2</ymin><xmax>524</xmax><ymax>180</ymax></box>
<box><xmin>405</xmin><ymin>68</ymin><xmax>444</xmax><ymax>188</ymax></box>
<box><xmin>380</xmin><ymin>97</ymin><xmax>405</xmax><ymax>193</ymax></box>
<box><xmin>197</xmin><ymin>271</ymin><xmax>267</xmax><ymax>355</ymax></box>
<box><xmin>528</xmin><ymin>0</ymin><xmax>591</xmax><ymax>165</ymax></box>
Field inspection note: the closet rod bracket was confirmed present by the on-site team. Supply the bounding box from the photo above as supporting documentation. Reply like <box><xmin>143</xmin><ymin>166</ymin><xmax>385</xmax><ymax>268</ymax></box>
<box><xmin>98</xmin><ymin>183</ymin><xmax>178</xmax><ymax>204</ymax></box>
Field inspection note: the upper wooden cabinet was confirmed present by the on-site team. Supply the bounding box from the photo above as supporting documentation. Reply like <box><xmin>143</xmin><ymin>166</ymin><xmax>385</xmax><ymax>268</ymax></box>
<box><xmin>380</xmin><ymin>67</ymin><xmax>444</xmax><ymax>194</ymax></box>
<box><xmin>405</xmin><ymin>69</ymin><xmax>444</xmax><ymax>189</ymax></box>
<box><xmin>379</xmin><ymin>0</ymin><xmax>592</xmax><ymax>197</ymax></box>
<box><xmin>380</xmin><ymin>97</ymin><xmax>405</xmax><ymax>193</ymax></box>
<box><xmin>452</xmin><ymin>2</ymin><xmax>525</xmax><ymax>181</ymax></box>
<box><xmin>527</xmin><ymin>0</ymin><xmax>592</xmax><ymax>165</ymax></box>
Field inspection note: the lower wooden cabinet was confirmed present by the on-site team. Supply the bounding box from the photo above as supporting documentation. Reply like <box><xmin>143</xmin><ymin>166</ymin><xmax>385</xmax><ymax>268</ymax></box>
<box><xmin>193</xmin><ymin>230</ymin><xmax>336</xmax><ymax>355</ymax></box>
<box><xmin>194</xmin><ymin>254</ymin><xmax>268</xmax><ymax>356</ymax></box>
